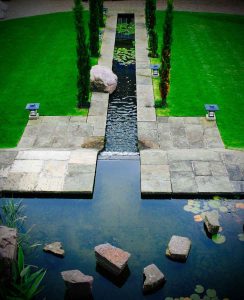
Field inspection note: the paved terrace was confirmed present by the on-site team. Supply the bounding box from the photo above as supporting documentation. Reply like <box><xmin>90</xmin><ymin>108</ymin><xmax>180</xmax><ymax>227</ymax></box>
<box><xmin>1</xmin><ymin>2</ymin><xmax>244</xmax><ymax>197</ymax></box>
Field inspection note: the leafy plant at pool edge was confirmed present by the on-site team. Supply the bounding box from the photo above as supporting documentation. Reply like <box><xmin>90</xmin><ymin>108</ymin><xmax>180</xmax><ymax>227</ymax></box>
<box><xmin>0</xmin><ymin>246</ymin><xmax>46</xmax><ymax>300</ymax></box>
<box><xmin>160</xmin><ymin>0</ymin><xmax>174</xmax><ymax>106</ymax></box>
<box><xmin>73</xmin><ymin>0</ymin><xmax>91</xmax><ymax>108</ymax></box>
<box><xmin>89</xmin><ymin>0</ymin><xmax>100</xmax><ymax>57</ymax></box>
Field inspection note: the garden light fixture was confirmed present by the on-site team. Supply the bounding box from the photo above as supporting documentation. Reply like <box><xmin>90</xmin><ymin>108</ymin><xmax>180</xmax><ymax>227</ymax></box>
<box><xmin>150</xmin><ymin>64</ymin><xmax>160</xmax><ymax>77</ymax></box>
<box><xmin>204</xmin><ymin>104</ymin><xmax>219</xmax><ymax>121</ymax></box>
<box><xmin>26</xmin><ymin>103</ymin><xmax>40</xmax><ymax>120</ymax></box>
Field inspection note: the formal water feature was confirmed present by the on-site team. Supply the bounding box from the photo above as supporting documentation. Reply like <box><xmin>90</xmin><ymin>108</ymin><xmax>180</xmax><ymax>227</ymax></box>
<box><xmin>1</xmin><ymin>160</ymin><xmax>243</xmax><ymax>299</ymax></box>
<box><xmin>103</xmin><ymin>14</ymin><xmax>138</xmax><ymax>154</ymax></box>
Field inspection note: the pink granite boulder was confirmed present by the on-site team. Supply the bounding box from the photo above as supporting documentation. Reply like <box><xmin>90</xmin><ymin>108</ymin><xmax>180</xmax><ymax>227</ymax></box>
<box><xmin>90</xmin><ymin>65</ymin><xmax>118</xmax><ymax>94</ymax></box>
<box><xmin>94</xmin><ymin>243</ymin><xmax>131</xmax><ymax>276</ymax></box>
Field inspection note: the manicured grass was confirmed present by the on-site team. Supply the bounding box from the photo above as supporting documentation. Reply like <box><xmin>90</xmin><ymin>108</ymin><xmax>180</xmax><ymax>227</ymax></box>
<box><xmin>155</xmin><ymin>11</ymin><xmax>244</xmax><ymax>149</ymax></box>
<box><xmin>0</xmin><ymin>11</ymin><xmax>97</xmax><ymax>148</ymax></box>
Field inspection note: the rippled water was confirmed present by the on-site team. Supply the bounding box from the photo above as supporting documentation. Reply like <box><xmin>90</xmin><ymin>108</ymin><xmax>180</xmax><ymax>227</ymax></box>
<box><xmin>104</xmin><ymin>17</ymin><xmax>137</xmax><ymax>153</ymax></box>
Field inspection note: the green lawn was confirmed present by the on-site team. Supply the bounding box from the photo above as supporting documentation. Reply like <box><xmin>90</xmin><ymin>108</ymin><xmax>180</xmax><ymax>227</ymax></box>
<box><xmin>155</xmin><ymin>11</ymin><xmax>244</xmax><ymax>149</ymax></box>
<box><xmin>0</xmin><ymin>11</ymin><xmax>97</xmax><ymax>148</ymax></box>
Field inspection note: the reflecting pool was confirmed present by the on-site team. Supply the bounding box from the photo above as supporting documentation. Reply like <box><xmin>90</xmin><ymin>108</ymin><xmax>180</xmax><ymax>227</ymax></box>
<box><xmin>1</xmin><ymin>160</ymin><xmax>243</xmax><ymax>299</ymax></box>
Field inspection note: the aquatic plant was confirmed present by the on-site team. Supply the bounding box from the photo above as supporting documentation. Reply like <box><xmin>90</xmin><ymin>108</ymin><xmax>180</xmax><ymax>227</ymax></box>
<box><xmin>117</xmin><ymin>23</ymin><xmax>135</xmax><ymax>35</ymax></box>
<box><xmin>0</xmin><ymin>246</ymin><xmax>46</xmax><ymax>300</ymax></box>
<box><xmin>0</xmin><ymin>199</ymin><xmax>26</xmax><ymax>230</ymax></box>
<box><xmin>114</xmin><ymin>47</ymin><xmax>135</xmax><ymax>65</ymax></box>
<box><xmin>238</xmin><ymin>233</ymin><xmax>244</xmax><ymax>241</ymax></box>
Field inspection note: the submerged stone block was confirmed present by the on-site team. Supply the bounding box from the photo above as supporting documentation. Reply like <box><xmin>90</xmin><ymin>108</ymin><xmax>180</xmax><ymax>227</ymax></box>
<box><xmin>204</xmin><ymin>210</ymin><xmax>220</xmax><ymax>234</ymax></box>
<box><xmin>61</xmin><ymin>270</ymin><xmax>93</xmax><ymax>299</ymax></box>
<box><xmin>94</xmin><ymin>243</ymin><xmax>130</xmax><ymax>276</ymax></box>
<box><xmin>166</xmin><ymin>235</ymin><xmax>191</xmax><ymax>261</ymax></box>
<box><xmin>143</xmin><ymin>264</ymin><xmax>165</xmax><ymax>293</ymax></box>
<box><xmin>0</xmin><ymin>226</ymin><xmax>18</xmax><ymax>263</ymax></box>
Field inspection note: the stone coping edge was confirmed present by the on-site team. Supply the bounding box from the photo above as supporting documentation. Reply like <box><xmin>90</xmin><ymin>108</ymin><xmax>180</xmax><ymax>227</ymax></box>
<box><xmin>0</xmin><ymin>191</ymin><xmax>93</xmax><ymax>199</ymax></box>
<box><xmin>141</xmin><ymin>192</ymin><xmax>244</xmax><ymax>200</ymax></box>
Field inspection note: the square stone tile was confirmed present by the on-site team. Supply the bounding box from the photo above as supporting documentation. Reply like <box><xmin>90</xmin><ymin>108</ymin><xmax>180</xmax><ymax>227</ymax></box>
<box><xmin>170</xmin><ymin>161</ymin><xmax>193</xmax><ymax>172</ymax></box>
<box><xmin>0</xmin><ymin>164</ymin><xmax>11</xmax><ymax>178</ymax></box>
<box><xmin>18</xmin><ymin>173</ymin><xmax>39</xmax><ymax>192</ymax></box>
<box><xmin>171</xmin><ymin>172</ymin><xmax>198</xmax><ymax>193</ymax></box>
<box><xmin>17</xmin><ymin>151</ymin><xmax>70</xmax><ymax>161</ymax></box>
<box><xmin>196</xmin><ymin>176</ymin><xmax>234</xmax><ymax>193</ymax></box>
<box><xmin>63</xmin><ymin>173</ymin><xmax>95</xmax><ymax>193</ymax></box>
<box><xmin>69</xmin><ymin>150</ymin><xmax>98</xmax><ymax>165</ymax></box>
<box><xmin>41</xmin><ymin>161</ymin><xmax>68</xmax><ymax>177</ymax></box>
<box><xmin>192</xmin><ymin>161</ymin><xmax>211</xmax><ymax>176</ymax></box>
<box><xmin>226</xmin><ymin>164</ymin><xmax>244</xmax><ymax>181</ymax></box>
<box><xmin>231</xmin><ymin>181</ymin><xmax>244</xmax><ymax>193</ymax></box>
<box><xmin>210</xmin><ymin>162</ymin><xmax>228</xmax><ymax>176</ymax></box>
<box><xmin>10</xmin><ymin>160</ymin><xmax>43</xmax><ymax>173</ymax></box>
<box><xmin>36</xmin><ymin>175</ymin><xmax>64</xmax><ymax>192</ymax></box>
<box><xmin>3</xmin><ymin>173</ymin><xmax>23</xmax><ymax>191</ymax></box>
<box><xmin>67</xmin><ymin>163</ymin><xmax>96</xmax><ymax>175</ymax></box>
<box><xmin>141</xmin><ymin>164</ymin><xmax>170</xmax><ymax>180</ymax></box>
<box><xmin>140</xmin><ymin>150</ymin><xmax>167</xmax><ymax>165</ymax></box>
<box><xmin>0</xmin><ymin>151</ymin><xmax>18</xmax><ymax>164</ymax></box>
<box><xmin>141</xmin><ymin>179</ymin><xmax>172</xmax><ymax>194</ymax></box>
<box><xmin>137</xmin><ymin>108</ymin><xmax>156</xmax><ymax>122</ymax></box>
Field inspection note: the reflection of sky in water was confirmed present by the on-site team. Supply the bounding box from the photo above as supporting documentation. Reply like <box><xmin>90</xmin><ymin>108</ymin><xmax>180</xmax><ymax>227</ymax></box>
<box><xmin>2</xmin><ymin>160</ymin><xmax>244</xmax><ymax>300</ymax></box>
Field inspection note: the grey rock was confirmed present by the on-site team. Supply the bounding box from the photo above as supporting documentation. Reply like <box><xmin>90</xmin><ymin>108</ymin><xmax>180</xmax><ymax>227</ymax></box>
<box><xmin>166</xmin><ymin>235</ymin><xmax>191</xmax><ymax>261</ymax></box>
<box><xmin>0</xmin><ymin>226</ymin><xmax>18</xmax><ymax>263</ymax></box>
<box><xmin>204</xmin><ymin>211</ymin><xmax>220</xmax><ymax>234</ymax></box>
<box><xmin>61</xmin><ymin>270</ymin><xmax>93</xmax><ymax>299</ymax></box>
<box><xmin>94</xmin><ymin>243</ymin><xmax>130</xmax><ymax>276</ymax></box>
<box><xmin>43</xmin><ymin>242</ymin><xmax>65</xmax><ymax>257</ymax></box>
<box><xmin>90</xmin><ymin>65</ymin><xmax>117</xmax><ymax>94</ymax></box>
<box><xmin>143</xmin><ymin>264</ymin><xmax>165</xmax><ymax>293</ymax></box>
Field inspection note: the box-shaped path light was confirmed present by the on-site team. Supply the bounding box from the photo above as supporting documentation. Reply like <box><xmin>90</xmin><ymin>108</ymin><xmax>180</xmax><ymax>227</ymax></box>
<box><xmin>204</xmin><ymin>104</ymin><xmax>219</xmax><ymax>121</ymax></box>
<box><xmin>150</xmin><ymin>64</ymin><xmax>160</xmax><ymax>77</ymax></box>
<box><xmin>26</xmin><ymin>103</ymin><xmax>40</xmax><ymax>120</ymax></box>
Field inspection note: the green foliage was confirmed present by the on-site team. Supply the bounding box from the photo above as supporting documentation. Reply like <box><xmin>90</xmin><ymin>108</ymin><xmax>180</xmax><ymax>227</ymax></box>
<box><xmin>114</xmin><ymin>47</ymin><xmax>135</xmax><ymax>65</ymax></box>
<box><xmin>117</xmin><ymin>23</ymin><xmax>135</xmax><ymax>35</ymax></box>
<box><xmin>97</xmin><ymin>0</ymin><xmax>105</xmax><ymax>27</ymax></box>
<box><xmin>0</xmin><ymin>246</ymin><xmax>46</xmax><ymax>300</ymax></box>
<box><xmin>160</xmin><ymin>0</ymin><xmax>174</xmax><ymax>105</ymax></box>
<box><xmin>0</xmin><ymin>200</ymin><xmax>26</xmax><ymax>230</ymax></box>
<box><xmin>73</xmin><ymin>0</ymin><xmax>91</xmax><ymax>108</ymax></box>
<box><xmin>89</xmin><ymin>0</ymin><xmax>100</xmax><ymax>57</ymax></box>
<box><xmin>148</xmin><ymin>29</ymin><xmax>158</xmax><ymax>58</ymax></box>
<box><xmin>145</xmin><ymin>0</ymin><xmax>156</xmax><ymax>31</ymax></box>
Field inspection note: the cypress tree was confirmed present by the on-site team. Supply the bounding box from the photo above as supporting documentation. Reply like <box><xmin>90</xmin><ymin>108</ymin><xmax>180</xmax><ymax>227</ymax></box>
<box><xmin>145</xmin><ymin>0</ymin><xmax>156</xmax><ymax>32</ymax></box>
<box><xmin>97</xmin><ymin>0</ymin><xmax>105</xmax><ymax>27</ymax></box>
<box><xmin>148</xmin><ymin>29</ymin><xmax>158</xmax><ymax>58</ymax></box>
<box><xmin>73</xmin><ymin>0</ymin><xmax>90</xmax><ymax>108</ymax></box>
<box><xmin>160</xmin><ymin>0</ymin><xmax>173</xmax><ymax>106</ymax></box>
<box><xmin>89</xmin><ymin>0</ymin><xmax>100</xmax><ymax>57</ymax></box>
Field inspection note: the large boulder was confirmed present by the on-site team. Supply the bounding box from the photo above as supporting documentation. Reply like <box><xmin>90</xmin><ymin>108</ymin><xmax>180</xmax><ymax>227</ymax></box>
<box><xmin>204</xmin><ymin>210</ymin><xmax>220</xmax><ymax>235</ymax></box>
<box><xmin>166</xmin><ymin>235</ymin><xmax>191</xmax><ymax>262</ymax></box>
<box><xmin>143</xmin><ymin>264</ymin><xmax>165</xmax><ymax>293</ymax></box>
<box><xmin>0</xmin><ymin>225</ymin><xmax>18</xmax><ymax>262</ymax></box>
<box><xmin>61</xmin><ymin>270</ymin><xmax>93</xmax><ymax>300</ymax></box>
<box><xmin>90</xmin><ymin>65</ymin><xmax>118</xmax><ymax>94</ymax></box>
<box><xmin>94</xmin><ymin>243</ymin><xmax>130</xmax><ymax>276</ymax></box>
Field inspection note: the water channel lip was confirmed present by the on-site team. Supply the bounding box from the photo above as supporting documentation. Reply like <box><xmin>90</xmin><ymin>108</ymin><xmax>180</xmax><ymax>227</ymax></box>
<box><xmin>141</xmin><ymin>192</ymin><xmax>244</xmax><ymax>200</ymax></box>
<box><xmin>99</xmin><ymin>151</ymin><xmax>139</xmax><ymax>160</ymax></box>
<box><xmin>0</xmin><ymin>191</ymin><xmax>93</xmax><ymax>199</ymax></box>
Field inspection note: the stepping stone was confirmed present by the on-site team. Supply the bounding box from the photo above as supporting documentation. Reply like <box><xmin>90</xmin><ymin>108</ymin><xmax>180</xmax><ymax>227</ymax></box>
<box><xmin>143</xmin><ymin>264</ymin><xmax>165</xmax><ymax>293</ymax></box>
<box><xmin>204</xmin><ymin>211</ymin><xmax>220</xmax><ymax>234</ymax></box>
<box><xmin>166</xmin><ymin>235</ymin><xmax>191</xmax><ymax>261</ymax></box>
<box><xmin>43</xmin><ymin>241</ymin><xmax>65</xmax><ymax>257</ymax></box>
<box><xmin>61</xmin><ymin>270</ymin><xmax>93</xmax><ymax>299</ymax></box>
<box><xmin>94</xmin><ymin>243</ymin><xmax>130</xmax><ymax>276</ymax></box>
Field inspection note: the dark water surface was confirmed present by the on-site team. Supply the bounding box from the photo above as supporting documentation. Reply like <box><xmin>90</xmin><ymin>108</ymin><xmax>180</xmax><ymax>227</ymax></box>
<box><xmin>3</xmin><ymin>160</ymin><xmax>244</xmax><ymax>300</ymax></box>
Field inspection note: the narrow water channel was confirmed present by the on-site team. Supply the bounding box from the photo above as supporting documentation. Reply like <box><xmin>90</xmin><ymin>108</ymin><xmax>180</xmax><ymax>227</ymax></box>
<box><xmin>104</xmin><ymin>14</ymin><xmax>138</xmax><ymax>154</ymax></box>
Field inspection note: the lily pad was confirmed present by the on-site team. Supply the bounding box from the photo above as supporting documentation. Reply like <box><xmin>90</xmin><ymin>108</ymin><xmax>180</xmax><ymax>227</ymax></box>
<box><xmin>194</xmin><ymin>215</ymin><xmax>203</xmax><ymax>222</ymax></box>
<box><xmin>238</xmin><ymin>233</ymin><xmax>244</xmax><ymax>241</ymax></box>
<box><xmin>202</xmin><ymin>296</ymin><xmax>210</xmax><ymax>300</ymax></box>
<box><xmin>195</xmin><ymin>284</ymin><xmax>204</xmax><ymax>294</ymax></box>
<box><xmin>165</xmin><ymin>298</ymin><xmax>174</xmax><ymax>300</ymax></box>
<box><xmin>188</xmin><ymin>200</ymin><xmax>195</xmax><ymax>205</ymax></box>
<box><xmin>184</xmin><ymin>205</ymin><xmax>194</xmax><ymax>212</ymax></box>
<box><xmin>212</xmin><ymin>234</ymin><xmax>226</xmax><ymax>244</ymax></box>
<box><xmin>208</xmin><ymin>200</ymin><xmax>221</xmax><ymax>208</ymax></box>
<box><xmin>219</xmin><ymin>206</ymin><xmax>228</xmax><ymax>213</ymax></box>
<box><xmin>190</xmin><ymin>294</ymin><xmax>200</xmax><ymax>300</ymax></box>
<box><xmin>236</xmin><ymin>202</ymin><xmax>244</xmax><ymax>209</ymax></box>
<box><xmin>206</xmin><ymin>289</ymin><xmax>216</xmax><ymax>298</ymax></box>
